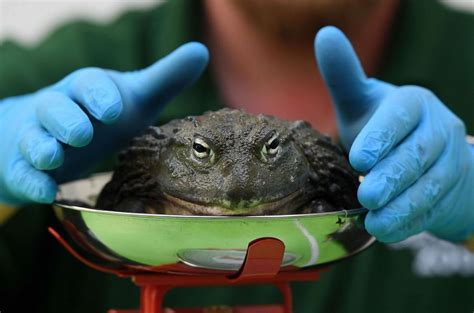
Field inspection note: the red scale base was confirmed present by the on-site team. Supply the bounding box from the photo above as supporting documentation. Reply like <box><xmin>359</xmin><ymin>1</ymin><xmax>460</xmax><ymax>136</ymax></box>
<box><xmin>49</xmin><ymin>227</ymin><xmax>325</xmax><ymax>313</ymax></box>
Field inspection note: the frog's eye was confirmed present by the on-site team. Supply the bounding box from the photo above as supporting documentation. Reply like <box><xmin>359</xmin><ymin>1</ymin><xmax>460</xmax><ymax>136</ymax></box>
<box><xmin>192</xmin><ymin>138</ymin><xmax>213</xmax><ymax>159</ymax></box>
<box><xmin>261</xmin><ymin>133</ymin><xmax>280</xmax><ymax>156</ymax></box>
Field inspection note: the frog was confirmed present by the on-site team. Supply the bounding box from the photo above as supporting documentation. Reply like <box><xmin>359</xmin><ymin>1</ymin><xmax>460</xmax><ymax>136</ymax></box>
<box><xmin>95</xmin><ymin>108</ymin><xmax>361</xmax><ymax>215</ymax></box>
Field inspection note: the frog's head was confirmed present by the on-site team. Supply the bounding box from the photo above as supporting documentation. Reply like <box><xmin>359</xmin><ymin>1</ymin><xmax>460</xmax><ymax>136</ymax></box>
<box><xmin>102</xmin><ymin>109</ymin><xmax>359</xmax><ymax>215</ymax></box>
<box><xmin>152</xmin><ymin>109</ymin><xmax>315</xmax><ymax>215</ymax></box>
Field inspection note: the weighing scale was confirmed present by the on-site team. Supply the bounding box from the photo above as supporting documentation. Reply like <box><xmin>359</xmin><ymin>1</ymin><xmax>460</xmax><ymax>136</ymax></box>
<box><xmin>52</xmin><ymin>173</ymin><xmax>375</xmax><ymax>313</ymax></box>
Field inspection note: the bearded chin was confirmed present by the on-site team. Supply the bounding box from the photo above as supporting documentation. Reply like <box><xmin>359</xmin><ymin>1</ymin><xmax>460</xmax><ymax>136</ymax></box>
<box><xmin>231</xmin><ymin>0</ymin><xmax>380</xmax><ymax>41</ymax></box>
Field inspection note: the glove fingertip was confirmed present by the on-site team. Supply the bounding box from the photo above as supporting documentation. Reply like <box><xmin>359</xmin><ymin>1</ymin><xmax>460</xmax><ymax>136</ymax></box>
<box><xmin>34</xmin><ymin>181</ymin><xmax>58</xmax><ymax>204</ymax></box>
<box><xmin>30</xmin><ymin>171</ymin><xmax>58</xmax><ymax>203</ymax></box>
<box><xmin>99</xmin><ymin>99</ymin><xmax>123</xmax><ymax>124</ymax></box>
<box><xmin>122</xmin><ymin>41</ymin><xmax>210</xmax><ymax>104</ymax></box>
<box><xmin>36</xmin><ymin>141</ymin><xmax>65</xmax><ymax>170</ymax></box>
<box><xmin>67</xmin><ymin>120</ymin><xmax>94</xmax><ymax>147</ymax></box>
<box><xmin>365</xmin><ymin>210</ymin><xmax>392</xmax><ymax>238</ymax></box>
<box><xmin>12</xmin><ymin>168</ymin><xmax>58</xmax><ymax>204</ymax></box>
<box><xmin>21</xmin><ymin>171</ymin><xmax>57</xmax><ymax>204</ymax></box>
<box><xmin>180</xmin><ymin>41</ymin><xmax>210</xmax><ymax>63</ymax></box>
<box><xmin>314</xmin><ymin>25</ymin><xmax>358</xmax><ymax>77</ymax></box>
<box><xmin>349</xmin><ymin>148</ymin><xmax>375</xmax><ymax>173</ymax></box>
<box><xmin>172</xmin><ymin>41</ymin><xmax>210</xmax><ymax>80</ymax></box>
<box><xmin>314</xmin><ymin>26</ymin><xmax>345</xmax><ymax>53</ymax></box>
<box><xmin>357</xmin><ymin>182</ymin><xmax>382</xmax><ymax>210</ymax></box>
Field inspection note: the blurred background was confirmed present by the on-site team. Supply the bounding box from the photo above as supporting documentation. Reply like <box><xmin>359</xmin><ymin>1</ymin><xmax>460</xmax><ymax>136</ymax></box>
<box><xmin>0</xmin><ymin>0</ymin><xmax>473</xmax><ymax>46</ymax></box>
<box><xmin>0</xmin><ymin>0</ymin><xmax>160</xmax><ymax>45</ymax></box>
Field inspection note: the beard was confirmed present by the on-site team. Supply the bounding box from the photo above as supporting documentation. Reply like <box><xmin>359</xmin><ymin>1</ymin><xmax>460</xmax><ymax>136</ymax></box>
<box><xmin>232</xmin><ymin>0</ymin><xmax>380</xmax><ymax>41</ymax></box>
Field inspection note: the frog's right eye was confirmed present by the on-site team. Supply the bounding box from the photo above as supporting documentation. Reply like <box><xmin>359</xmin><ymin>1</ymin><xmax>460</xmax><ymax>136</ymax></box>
<box><xmin>192</xmin><ymin>138</ymin><xmax>213</xmax><ymax>159</ymax></box>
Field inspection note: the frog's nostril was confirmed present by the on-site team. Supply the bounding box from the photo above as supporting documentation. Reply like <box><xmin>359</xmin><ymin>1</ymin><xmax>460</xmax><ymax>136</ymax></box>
<box><xmin>220</xmin><ymin>159</ymin><xmax>234</xmax><ymax>177</ymax></box>
<box><xmin>222</xmin><ymin>159</ymin><xmax>233</xmax><ymax>168</ymax></box>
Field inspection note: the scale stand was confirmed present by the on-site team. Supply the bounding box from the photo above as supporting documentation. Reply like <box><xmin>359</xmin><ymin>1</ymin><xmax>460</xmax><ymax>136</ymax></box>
<box><xmin>49</xmin><ymin>227</ymin><xmax>326</xmax><ymax>313</ymax></box>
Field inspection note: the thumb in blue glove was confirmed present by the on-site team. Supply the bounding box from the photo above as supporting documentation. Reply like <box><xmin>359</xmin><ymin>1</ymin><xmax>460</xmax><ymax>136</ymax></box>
<box><xmin>315</xmin><ymin>26</ymin><xmax>474</xmax><ymax>242</ymax></box>
<box><xmin>0</xmin><ymin>42</ymin><xmax>209</xmax><ymax>207</ymax></box>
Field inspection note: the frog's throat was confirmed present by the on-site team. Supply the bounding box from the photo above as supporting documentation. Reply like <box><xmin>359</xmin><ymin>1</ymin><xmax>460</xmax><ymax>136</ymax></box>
<box><xmin>152</xmin><ymin>190</ymin><xmax>307</xmax><ymax>216</ymax></box>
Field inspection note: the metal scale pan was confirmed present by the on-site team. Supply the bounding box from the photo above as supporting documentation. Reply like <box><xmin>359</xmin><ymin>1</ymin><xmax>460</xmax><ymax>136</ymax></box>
<box><xmin>53</xmin><ymin>172</ymin><xmax>375</xmax><ymax>273</ymax></box>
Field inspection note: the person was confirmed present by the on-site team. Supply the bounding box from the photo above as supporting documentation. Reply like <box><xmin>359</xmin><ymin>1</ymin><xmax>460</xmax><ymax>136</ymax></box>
<box><xmin>0</xmin><ymin>0</ymin><xmax>473</xmax><ymax>312</ymax></box>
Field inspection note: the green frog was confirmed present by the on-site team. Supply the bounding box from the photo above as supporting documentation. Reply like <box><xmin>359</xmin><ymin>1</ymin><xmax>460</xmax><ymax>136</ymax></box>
<box><xmin>96</xmin><ymin>109</ymin><xmax>360</xmax><ymax>215</ymax></box>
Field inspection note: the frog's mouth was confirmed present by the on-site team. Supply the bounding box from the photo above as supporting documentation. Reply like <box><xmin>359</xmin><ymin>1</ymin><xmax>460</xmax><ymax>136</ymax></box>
<box><xmin>148</xmin><ymin>190</ymin><xmax>311</xmax><ymax>216</ymax></box>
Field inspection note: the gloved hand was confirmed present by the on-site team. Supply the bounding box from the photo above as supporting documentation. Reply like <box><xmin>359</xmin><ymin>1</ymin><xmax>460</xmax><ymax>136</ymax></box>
<box><xmin>0</xmin><ymin>42</ymin><xmax>209</xmax><ymax>207</ymax></box>
<box><xmin>315</xmin><ymin>26</ymin><xmax>474</xmax><ymax>242</ymax></box>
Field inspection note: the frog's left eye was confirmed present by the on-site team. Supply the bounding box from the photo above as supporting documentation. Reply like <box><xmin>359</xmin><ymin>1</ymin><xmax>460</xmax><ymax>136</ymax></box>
<box><xmin>192</xmin><ymin>138</ymin><xmax>213</xmax><ymax>159</ymax></box>
<box><xmin>261</xmin><ymin>133</ymin><xmax>280</xmax><ymax>156</ymax></box>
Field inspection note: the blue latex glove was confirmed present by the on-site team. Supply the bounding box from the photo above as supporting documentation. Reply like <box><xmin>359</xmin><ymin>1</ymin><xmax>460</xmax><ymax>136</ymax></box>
<box><xmin>315</xmin><ymin>26</ymin><xmax>474</xmax><ymax>242</ymax></box>
<box><xmin>0</xmin><ymin>42</ymin><xmax>208</xmax><ymax>207</ymax></box>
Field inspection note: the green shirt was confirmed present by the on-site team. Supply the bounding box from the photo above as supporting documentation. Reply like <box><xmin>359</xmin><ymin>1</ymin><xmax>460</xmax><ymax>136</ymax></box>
<box><xmin>0</xmin><ymin>1</ymin><xmax>473</xmax><ymax>312</ymax></box>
